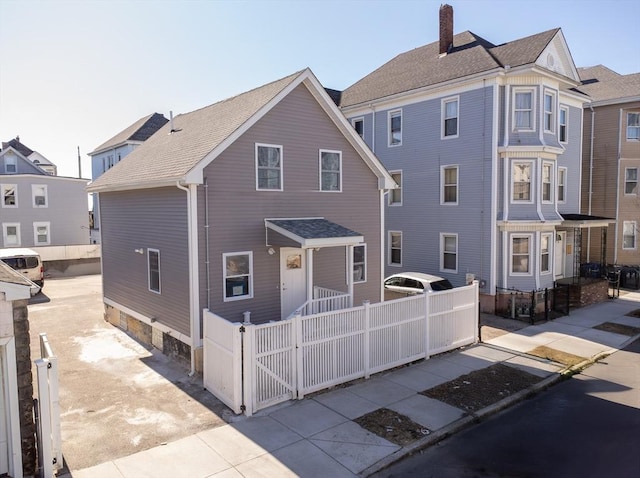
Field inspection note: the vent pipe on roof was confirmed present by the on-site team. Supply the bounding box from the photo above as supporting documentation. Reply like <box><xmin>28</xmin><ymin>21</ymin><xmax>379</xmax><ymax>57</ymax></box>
<box><xmin>169</xmin><ymin>111</ymin><xmax>175</xmax><ymax>133</ymax></box>
<box><xmin>439</xmin><ymin>4</ymin><xmax>454</xmax><ymax>56</ymax></box>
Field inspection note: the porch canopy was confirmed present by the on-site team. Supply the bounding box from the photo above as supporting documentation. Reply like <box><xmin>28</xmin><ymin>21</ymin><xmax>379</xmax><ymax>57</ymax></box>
<box><xmin>265</xmin><ymin>218</ymin><xmax>363</xmax><ymax>248</ymax></box>
<box><xmin>560</xmin><ymin>213</ymin><xmax>614</xmax><ymax>229</ymax></box>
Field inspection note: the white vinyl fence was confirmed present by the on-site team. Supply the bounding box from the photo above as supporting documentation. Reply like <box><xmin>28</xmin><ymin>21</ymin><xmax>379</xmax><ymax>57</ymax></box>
<box><xmin>204</xmin><ymin>282</ymin><xmax>478</xmax><ymax>416</ymax></box>
<box><xmin>34</xmin><ymin>333</ymin><xmax>62</xmax><ymax>478</ymax></box>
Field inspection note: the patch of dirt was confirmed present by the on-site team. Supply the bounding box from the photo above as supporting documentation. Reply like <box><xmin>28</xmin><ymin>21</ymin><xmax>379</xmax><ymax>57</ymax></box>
<box><xmin>594</xmin><ymin>321</ymin><xmax>640</xmax><ymax>336</ymax></box>
<box><xmin>625</xmin><ymin>308</ymin><xmax>640</xmax><ymax>319</ymax></box>
<box><xmin>354</xmin><ymin>408</ymin><xmax>430</xmax><ymax>446</ymax></box>
<box><xmin>527</xmin><ymin>345</ymin><xmax>585</xmax><ymax>367</ymax></box>
<box><xmin>420</xmin><ymin>364</ymin><xmax>542</xmax><ymax>412</ymax></box>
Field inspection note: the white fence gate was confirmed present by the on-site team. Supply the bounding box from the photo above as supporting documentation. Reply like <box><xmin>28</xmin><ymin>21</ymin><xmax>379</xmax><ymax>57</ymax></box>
<box><xmin>34</xmin><ymin>333</ymin><xmax>62</xmax><ymax>478</ymax></box>
<box><xmin>203</xmin><ymin>282</ymin><xmax>479</xmax><ymax>416</ymax></box>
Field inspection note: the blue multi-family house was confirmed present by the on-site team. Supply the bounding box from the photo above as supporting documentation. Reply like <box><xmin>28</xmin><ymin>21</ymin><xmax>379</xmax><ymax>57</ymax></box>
<box><xmin>338</xmin><ymin>5</ymin><xmax>609</xmax><ymax>311</ymax></box>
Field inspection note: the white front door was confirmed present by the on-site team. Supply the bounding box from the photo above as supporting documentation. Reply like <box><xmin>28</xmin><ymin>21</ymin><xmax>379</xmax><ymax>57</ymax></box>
<box><xmin>280</xmin><ymin>248</ymin><xmax>307</xmax><ymax>318</ymax></box>
<box><xmin>555</xmin><ymin>232</ymin><xmax>566</xmax><ymax>279</ymax></box>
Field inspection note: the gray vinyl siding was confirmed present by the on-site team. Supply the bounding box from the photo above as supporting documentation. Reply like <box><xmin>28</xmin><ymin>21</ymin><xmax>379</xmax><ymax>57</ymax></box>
<box><xmin>0</xmin><ymin>176</ymin><xmax>88</xmax><ymax>247</ymax></box>
<box><xmin>199</xmin><ymin>83</ymin><xmax>383</xmax><ymax>324</ymax></box>
<box><xmin>363</xmin><ymin>86</ymin><xmax>494</xmax><ymax>288</ymax></box>
<box><xmin>100</xmin><ymin>187</ymin><xmax>190</xmax><ymax>336</ymax></box>
<box><xmin>0</xmin><ymin>151</ymin><xmax>45</xmax><ymax>175</ymax></box>
<box><xmin>557</xmin><ymin>103</ymin><xmax>583</xmax><ymax>214</ymax></box>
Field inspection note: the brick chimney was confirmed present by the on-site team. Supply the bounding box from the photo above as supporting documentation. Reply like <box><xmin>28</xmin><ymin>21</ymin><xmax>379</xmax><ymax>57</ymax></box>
<box><xmin>439</xmin><ymin>4</ymin><xmax>454</xmax><ymax>55</ymax></box>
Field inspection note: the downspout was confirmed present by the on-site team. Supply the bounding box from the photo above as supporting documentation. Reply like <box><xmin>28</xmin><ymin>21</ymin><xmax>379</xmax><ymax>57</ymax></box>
<box><xmin>204</xmin><ymin>178</ymin><xmax>211</xmax><ymax>309</ymax></box>
<box><xmin>586</xmin><ymin>104</ymin><xmax>595</xmax><ymax>261</ymax></box>
<box><xmin>490</xmin><ymin>82</ymin><xmax>499</xmax><ymax>295</ymax></box>
<box><xmin>176</xmin><ymin>181</ymin><xmax>200</xmax><ymax>376</ymax></box>
<box><xmin>370</xmin><ymin>103</ymin><xmax>376</xmax><ymax>153</ymax></box>
<box><xmin>614</xmin><ymin>108</ymin><xmax>623</xmax><ymax>264</ymax></box>
<box><xmin>379</xmin><ymin>188</ymin><xmax>385</xmax><ymax>302</ymax></box>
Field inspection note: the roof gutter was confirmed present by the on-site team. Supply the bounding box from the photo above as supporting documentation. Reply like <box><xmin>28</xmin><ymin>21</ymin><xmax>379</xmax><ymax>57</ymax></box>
<box><xmin>176</xmin><ymin>181</ymin><xmax>201</xmax><ymax>376</ymax></box>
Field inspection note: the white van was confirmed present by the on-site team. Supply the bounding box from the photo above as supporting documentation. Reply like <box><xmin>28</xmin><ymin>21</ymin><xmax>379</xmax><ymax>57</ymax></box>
<box><xmin>0</xmin><ymin>248</ymin><xmax>44</xmax><ymax>291</ymax></box>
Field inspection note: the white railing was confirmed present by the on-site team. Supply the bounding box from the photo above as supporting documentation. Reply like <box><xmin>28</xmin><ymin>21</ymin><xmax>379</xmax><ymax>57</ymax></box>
<box><xmin>203</xmin><ymin>282</ymin><xmax>479</xmax><ymax>416</ymax></box>
<box><xmin>34</xmin><ymin>333</ymin><xmax>62</xmax><ymax>478</ymax></box>
<box><xmin>287</xmin><ymin>286</ymin><xmax>351</xmax><ymax>319</ymax></box>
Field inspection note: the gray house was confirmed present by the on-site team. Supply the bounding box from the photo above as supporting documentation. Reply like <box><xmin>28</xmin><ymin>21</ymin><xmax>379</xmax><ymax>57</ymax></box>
<box><xmin>338</xmin><ymin>5</ymin><xmax>606</xmax><ymax>311</ymax></box>
<box><xmin>87</xmin><ymin>69</ymin><xmax>395</xmax><ymax>372</ymax></box>
<box><xmin>88</xmin><ymin>113</ymin><xmax>168</xmax><ymax>243</ymax></box>
<box><xmin>0</xmin><ymin>140</ymin><xmax>89</xmax><ymax>248</ymax></box>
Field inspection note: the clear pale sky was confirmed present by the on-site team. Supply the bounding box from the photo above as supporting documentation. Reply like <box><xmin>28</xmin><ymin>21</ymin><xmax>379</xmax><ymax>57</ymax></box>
<box><xmin>1</xmin><ymin>0</ymin><xmax>638</xmax><ymax>179</ymax></box>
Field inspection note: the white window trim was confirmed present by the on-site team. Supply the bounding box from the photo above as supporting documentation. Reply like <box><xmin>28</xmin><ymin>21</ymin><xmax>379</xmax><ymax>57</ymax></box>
<box><xmin>540</xmin><ymin>232</ymin><xmax>553</xmax><ymax>275</ymax></box>
<box><xmin>255</xmin><ymin>143</ymin><xmax>283</xmax><ymax>191</ymax></box>
<box><xmin>557</xmin><ymin>167</ymin><xmax>567</xmax><ymax>203</ymax></box>
<box><xmin>2</xmin><ymin>223</ymin><xmax>21</xmax><ymax>247</ymax></box>
<box><xmin>512</xmin><ymin>87</ymin><xmax>536</xmax><ymax>132</ymax></box>
<box><xmin>388</xmin><ymin>109</ymin><xmax>402</xmax><ymax>147</ymax></box>
<box><xmin>31</xmin><ymin>184</ymin><xmax>48</xmax><ymax>208</ymax></box>
<box><xmin>389</xmin><ymin>171</ymin><xmax>403</xmax><ymax>206</ymax></box>
<box><xmin>510</xmin><ymin>233</ymin><xmax>533</xmax><ymax>276</ymax></box>
<box><xmin>223</xmin><ymin>251</ymin><xmax>254</xmax><ymax>302</ymax></box>
<box><xmin>351</xmin><ymin>117</ymin><xmax>364</xmax><ymax>139</ymax></box>
<box><xmin>388</xmin><ymin>231</ymin><xmax>402</xmax><ymax>267</ymax></box>
<box><xmin>147</xmin><ymin>248</ymin><xmax>161</xmax><ymax>294</ymax></box>
<box><xmin>319</xmin><ymin>149</ymin><xmax>342</xmax><ymax>192</ymax></box>
<box><xmin>440</xmin><ymin>165</ymin><xmax>459</xmax><ymax>205</ymax></box>
<box><xmin>543</xmin><ymin>89</ymin><xmax>556</xmax><ymax>134</ymax></box>
<box><xmin>541</xmin><ymin>161</ymin><xmax>554</xmax><ymax>204</ymax></box>
<box><xmin>622</xmin><ymin>221</ymin><xmax>637</xmax><ymax>250</ymax></box>
<box><xmin>441</xmin><ymin>96</ymin><xmax>460</xmax><ymax>139</ymax></box>
<box><xmin>33</xmin><ymin>221</ymin><xmax>51</xmax><ymax>246</ymax></box>
<box><xmin>1</xmin><ymin>184</ymin><xmax>18</xmax><ymax>208</ymax></box>
<box><xmin>559</xmin><ymin>106</ymin><xmax>568</xmax><ymax>143</ymax></box>
<box><xmin>440</xmin><ymin>232</ymin><xmax>458</xmax><ymax>273</ymax></box>
<box><xmin>4</xmin><ymin>155</ymin><xmax>17</xmax><ymax>174</ymax></box>
<box><xmin>624</xmin><ymin>167</ymin><xmax>638</xmax><ymax>196</ymax></box>
<box><xmin>351</xmin><ymin>243</ymin><xmax>367</xmax><ymax>284</ymax></box>
<box><xmin>627</xmin><ymin>112</ymin><xmax>640</xmax><ymax>141</ymax></box>
<box><xmin>511</xmin><ymin>160</ymin><xmax>534</xmax><ymax>204</ymax></box>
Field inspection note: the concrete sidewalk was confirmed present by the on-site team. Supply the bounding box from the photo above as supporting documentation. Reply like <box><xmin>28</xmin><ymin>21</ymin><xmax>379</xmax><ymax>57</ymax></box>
<box><xmin>65</xmin><ymin>292</ymin><xmax>640</xmax><ymax>478</ymax></box>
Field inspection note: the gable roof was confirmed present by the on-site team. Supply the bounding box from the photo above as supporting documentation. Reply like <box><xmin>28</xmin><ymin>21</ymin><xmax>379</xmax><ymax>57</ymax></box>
<box><xmin>89</xmin><ymin>112</ymin><xmax>169</xmax><ymax>155</ymax></box>
<box><xmin>2</xmin><ymin>137</ymin><xmax>34</xmax><ymax>157</ymax></box>
<box><xmin>340</xmin><ymin>28</ymin><xmax>566</xmax><ymax>108</ymax></box>
<box><xmin>0</xmin><ymin>146</ymin><xmax>50</xmax><ymax>175</ymax></box>
<box><xmin>0</xmin><ymin>261</ymin><xmax>37</xmax><ymax>300</ymax></box>
<box><xmin>577</xmin><ymin>65</ymin><xmax>640</xmax><ymax>105</ymax></box>
<box><xmin>87</xmin><ymin>69</ymin><xmax>395</xmax><ymax>193</ymax></box>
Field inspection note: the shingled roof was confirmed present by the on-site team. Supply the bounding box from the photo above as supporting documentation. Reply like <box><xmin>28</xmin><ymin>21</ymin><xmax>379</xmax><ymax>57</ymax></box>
<box><xmin>340</xmin><ymin>28</ymin><xmax>560</xmax><ymax>108</ymax></box>
<box><xmin>89</xmin><ymin>112</ymin><xmax>169</xmax><ymax>155</ymax></box>
<box><xmin>1</xmin><ymin>137</ymin><xmax>34</xmax><ymax>157</ymax></box>
<box><xmin>577</xmin><ymin>65</ymin><xmax>640</xmax><ymax>104</ymax></box>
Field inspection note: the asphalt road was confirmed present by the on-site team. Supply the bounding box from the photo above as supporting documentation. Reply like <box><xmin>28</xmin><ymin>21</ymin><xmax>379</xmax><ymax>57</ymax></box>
<box><xmin>27</xmin><ymin>275</ymin><xmax>230</xmax><ymax>473</ymax></box>
<box><xmin>372</xmin><ymin>338</ymin><xmax>640</xmax><ymax>478</ymax></box>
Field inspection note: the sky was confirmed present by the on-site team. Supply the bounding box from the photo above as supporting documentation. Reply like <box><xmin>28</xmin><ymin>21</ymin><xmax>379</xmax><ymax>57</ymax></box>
<box><xmin>1</xmin><ymin>0</ymin><xmax>639</xmax><ymax>179</ymax></box>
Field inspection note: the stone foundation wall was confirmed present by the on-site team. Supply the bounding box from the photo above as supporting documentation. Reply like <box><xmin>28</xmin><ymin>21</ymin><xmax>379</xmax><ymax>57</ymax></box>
<box><xmin>576</xmin><ymin>279</ymin><xmax>609</xmax><ymax>307</ymax></box>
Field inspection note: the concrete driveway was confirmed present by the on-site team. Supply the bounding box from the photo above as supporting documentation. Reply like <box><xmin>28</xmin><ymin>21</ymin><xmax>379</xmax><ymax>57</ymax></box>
<box><xmin>28</xmin><ymin>275</ymin><xmax>230</xmax><ymax>473</ymax></box>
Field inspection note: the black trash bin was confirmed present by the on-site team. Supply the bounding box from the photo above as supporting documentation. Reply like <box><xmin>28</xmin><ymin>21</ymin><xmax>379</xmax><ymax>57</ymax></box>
<box><xmin>620</xmin><ymin>266</ymin><xmax>640</xmax><ymax>290</ymax></box>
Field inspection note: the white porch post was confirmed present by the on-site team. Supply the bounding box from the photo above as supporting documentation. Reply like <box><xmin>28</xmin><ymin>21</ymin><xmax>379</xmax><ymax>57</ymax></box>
<box><xmin>306</xmin><ymin>248</ymin><xmax>314</xmax><ymax>303</ymax></box>
<box><xmin>347</xmin><ymin>244</ymin><xmax>354</xmax><ymax>307</ymax></box>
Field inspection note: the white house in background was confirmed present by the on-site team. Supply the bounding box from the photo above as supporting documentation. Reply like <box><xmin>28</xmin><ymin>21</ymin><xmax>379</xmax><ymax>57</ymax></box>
<box><xmin>88</xmin><ymin>113</ymin><xmax>168</xmax><ymax>243</ymax></box>
<box><xmin>0</xmin><ymin>139</ymin><xmax>89</xmax><ymax>248</ymax></box>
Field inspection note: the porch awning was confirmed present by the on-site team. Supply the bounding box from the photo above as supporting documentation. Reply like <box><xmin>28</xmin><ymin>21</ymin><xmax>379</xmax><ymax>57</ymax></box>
<box><xmin>265</xmin><ymin>218</ymin><xmax>364</xmax><ymax>248</ymax></box>
<box><xmin>560</xmin><ymin>214</ymin><xmax>615</xmax><ymax>228</ymax></box>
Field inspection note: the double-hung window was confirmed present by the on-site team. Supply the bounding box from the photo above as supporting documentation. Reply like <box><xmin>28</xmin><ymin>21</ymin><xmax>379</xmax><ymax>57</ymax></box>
<box><xmin>389</xmin><ymin>171</ymin><xmax>402</xmax><ymax>206</ymax></box>
<box><xmin>352</xmin><ymin>244</ymin><xmax>366</xmax><ymax>283</ymax></box>
<box><xmin>2</xmin><ymin>223</ymin><xmax>20</xmax><ymax>247</ymax></box>
<box><xmin>2</xmin><ymin>184</ymin><xmax>17</xmax><ymax>207</ymax></box>
<box><xmin>625</xmin><ymin>168</ymin><xmax>638</xmax><ymax>195</ymax></box>
<box><xmin>319</xmin><ymin>150</ymin><xmax>341</xmax><ymax>192</ymax></box>
<box><xmin>147</xmin><ymin>249</ymin><xmax>161</xmax><ymax>294</ymax></box>
<box><xmin>442</xmin><ymin>97</ymin><xmax>459</xmax><ymax>138</ymax></box>
<box><xmin>627</xmin><ymin>112</ymin><xmax>640</xmax><ymax>140</ymax></box>
<box><xmin>352</xmin><ymin>118</ymin><xmax>364</xmax><ymax>138</ymax></box>
<box><xmin>623</xmin><ymin>222</ymin><xmax>637</xmax><ymax>250</ymax></box>
<box><xmin>32</xmin><ymin>184</ymin><xmax>47</xmax><ymax>207</ymax></box>
<box><xmin>559</xmin><ymin>107</ymin><xmax>568</xmax><ymax>142</ymax></box>
<box><xmin>541</xmin><ymin>233</ymin><xmax>552</xmax><ymax>274</ymax></box>
<box><xmin>33</xmin><ymin>222</ymin><xmax>50</xmax><ymax>246</ymax></box>
<box><xmin>4</xmin><ymin>155</ymin><xmax>17</xmax><ymax>174</ymax></box>
<box><xmin>514</xmin><ymin>89</ymin><xmax>534</xmax><ymax>130</ymax></box>
<box><xmin>440</xmin><ymin>233</ymin><xmax>458</xmax><ymax>272</ymax></box>
<box><xmin>388</xmin><ymin>231</ymin><xmax>402</xmax><ymax>266</ymax></box>
<box><xmin>511</xmin><ymin>235</ymin><xmax>531</xmax><ymax>274</ymax></box>
<box><xmin>441</xmin><ymin>165</ymin><xmax>458</xmax><ymax>204</ymax></box>
<box><xmin>542</xmin><ymin>162</ymin><xmax>553</xmax><ymax>202</ymax></box>
<box><xmin>544</xmin><ymin>90</ymin><xmax>555</xmax><ymax>133</ymax></box>
<box><xmin>512</xmin><ymin>161</ymin><xmax>533</xmax><ymax>202</ymax></box>
<box><xmin>388</xmin><ymin>110</ymin><xmax>402</xmax><ymax>146</ymax></box>
<box><xmin>557</xmin><ymin>167</ymin><xmax>567</xmax><ymax>203</ymax></box>
<box><xmin>256</xmin><ymin>144</ymin><xmax>283</xmax><ymax>191</ymax></box>
<box><xmin>223</xmin><ymin>252</ymin><xmax>253</xmax><ymax>301</ymax></box>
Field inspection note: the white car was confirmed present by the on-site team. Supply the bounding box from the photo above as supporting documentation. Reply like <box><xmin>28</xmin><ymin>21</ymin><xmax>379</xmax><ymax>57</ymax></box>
<box><xmin>383</xmin><ymin>272</ymin><xmax>453</xmax><ymax>294</ymax></box>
